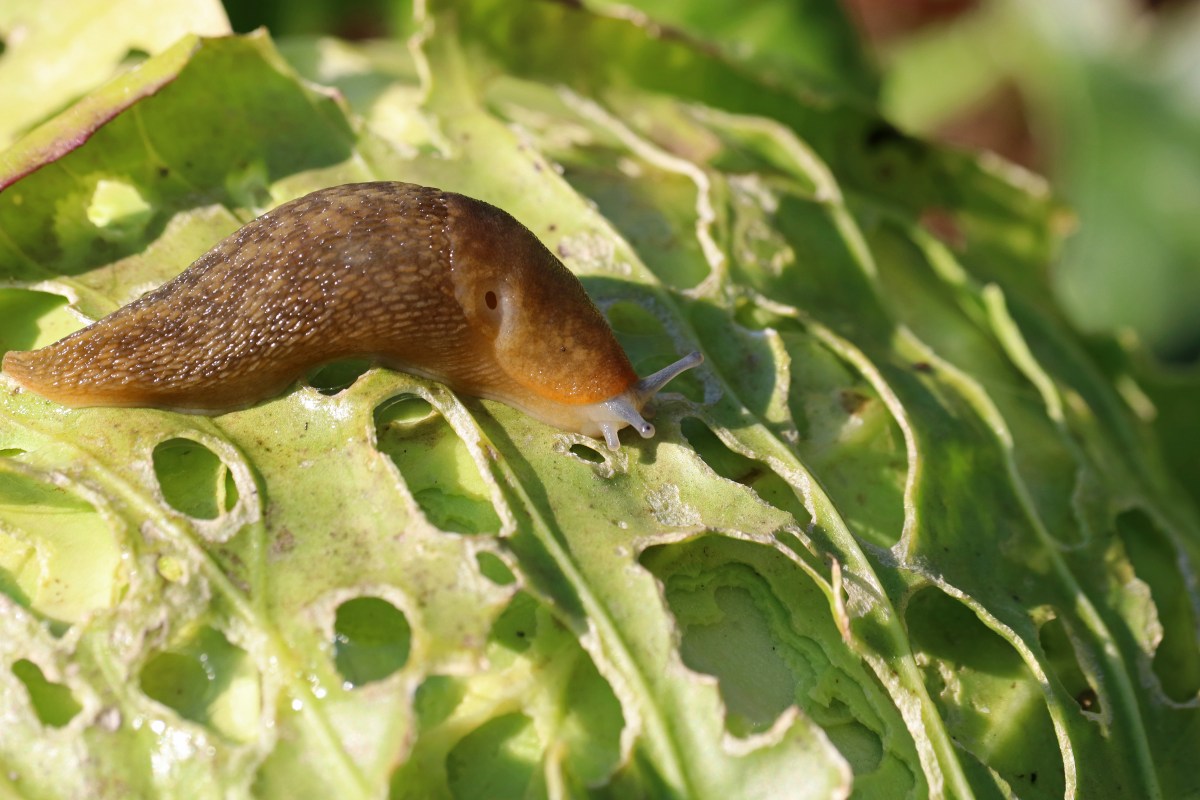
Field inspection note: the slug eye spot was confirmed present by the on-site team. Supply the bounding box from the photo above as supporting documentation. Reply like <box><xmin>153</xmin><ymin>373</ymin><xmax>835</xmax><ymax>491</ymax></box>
<box><xmin>152</xmin><ymin>438</ymin><xmax>240</xmax><ymax>520</ymax></box>
<box><xmin>471</xmin><ymin>283</ymin><xmax>509</xmax><ymax>334</ymax></box>
<box><xmin>333</xmin><ymin>596</ymin><xmax>412</xmax><ymax>689</ymax></box>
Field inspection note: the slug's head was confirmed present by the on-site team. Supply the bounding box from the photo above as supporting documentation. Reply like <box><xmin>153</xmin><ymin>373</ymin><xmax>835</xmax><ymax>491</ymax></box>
<box><xmin>568</xmin><ymin>351</ymin><xmax>704</xmax><ymax>449</ymax></box>
<box><xmin>444</xmin><ymin>193</ymin><xmax>702</xmax><ymax>448</ymax></box>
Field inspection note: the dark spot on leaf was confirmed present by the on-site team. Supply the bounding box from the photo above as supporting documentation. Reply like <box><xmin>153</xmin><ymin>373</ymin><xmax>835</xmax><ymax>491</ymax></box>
<box><xmin>272</xmin><ymin>528</ymin><xmax>295</xmax><ymax>556</ymax></box>
<box><xmin>838</xmin><ymin>389</ymin><xmax>870</xmax><ymax>415</ymax></box>
<box><xmin>912</xmin><ymin>362</ymin><xmax>933</xmax><ymax>373</ymax></box>
<box><xmin>864</xmin><ymin>122</ymin><xmax>905</xmax><ymax>149</ymax></box>
<box><xmin>920</xmin><ymin>207</ymin><xmax>966</xmax><ymax>250</ymax></box>
<box><xmin>1075</xmin><ymin>688</ymin><xmax>1097</xmax><ymax>710</ymax></box>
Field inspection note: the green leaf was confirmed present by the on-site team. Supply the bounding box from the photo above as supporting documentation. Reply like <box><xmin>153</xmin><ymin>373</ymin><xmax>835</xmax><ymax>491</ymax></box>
<box><xmin>881</xmin><ymin>0</ymin><xmax>1200</xmax><ymax>359</ymax></box>
<box><xmin>0</xmin><ymin>0</ymin><xmax>230</xmax><ymax>150</ymax></box>
<box><xmin>1</xmin><ymin>1</ymin><xmax>1197</xmax><ymax>799</ymax></box>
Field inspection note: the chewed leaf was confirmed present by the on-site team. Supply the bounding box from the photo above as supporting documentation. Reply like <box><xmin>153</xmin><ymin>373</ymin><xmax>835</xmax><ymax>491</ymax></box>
<box><xmin>0</xmin><ymin>1</ymin><xmax>1195</xmax><ymax>799</ymax></box>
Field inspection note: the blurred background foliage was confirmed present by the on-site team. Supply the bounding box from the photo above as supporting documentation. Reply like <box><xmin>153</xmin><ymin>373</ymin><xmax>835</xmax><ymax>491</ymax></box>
<box><xmin>857</xmin><ymin>0</ymin><xmax>1200</xmax><ymax>368</ymax></box>
<box><xmin>221</xmin><ymin>0</ymin><xmax>1200</xmax><ymax>484</ymax></box>
<box><xmin>839</xmin><ymin>0</ymin><xmax>1200</xmax><ymax>512</ymax></box>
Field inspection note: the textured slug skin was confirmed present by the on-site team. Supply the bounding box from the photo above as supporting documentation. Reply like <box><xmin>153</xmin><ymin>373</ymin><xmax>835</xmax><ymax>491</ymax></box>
<box><xmin>2</xmin><ymin>182</ymin><xmax>639</xmax><ymax>425</ymax></box>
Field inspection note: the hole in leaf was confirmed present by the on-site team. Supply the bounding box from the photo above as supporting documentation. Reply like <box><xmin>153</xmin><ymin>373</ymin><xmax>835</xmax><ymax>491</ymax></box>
<box><xmin>680</xmin><ymin>418</ymin><xmax>808</xmax><ymax>522</ymax></box>
<box><xmin>120</xmin><ymin>47</ymin><xmax>150</xmax><ymax>69</ymax></box>
<box><xmin>225</xmin><ymin>160</ymin><xmax>272</xmax><ymax>211</ymax></box>
<box><xmin>12</xmin><ymin>659</ymin><xmax>81</xmax><ymax>727</ymax></box>
<box><xmin>488</xmin><ymin>592</ymin><xmax>537</xmax><ymax>654</ymax></box>
<box><xmin>374</xmin><ymin>395</ymin><xmax>501</xmax><ymax>535</ymax></box>
<box><xmin>399</xmin><ymin>589</ymin><xmax>623</xmax><ymax>793</ymax></box>
<box><xmin>333</xmin><ymin>596</ymin><xmax>412</xmax><ymax>688</ymax></box>
<box><xmin>413</xmin><ymin>674</ymin><xmax>464</xmax><ymax>731</ymax></box>
<box><xmin>1038</xmin><ymin>617</ymin><xmax>1101</xmax><ymax>715</ymax></box>
<box><xmin>641</xmin><ymin>539</ymin><xmax>796</xmax><ymax>737</ymax></box>
<box><xmin>86</xmin><ymin>178</ymin><xmax>153</xmax><ymax>240</ymax></box>
<box><xmin>0</xmin><ymin>448</ymin><xmax>25</xmax><ymax>458</ymax></box>
<box><xmin>306</xmin><ymin>358</ymin><xmax>372</xmax><ymax>395</ymax></box>
<box><xmin>906</xmin><ymin>589</ymin><xmax>1064</xmax><ymax>798</ymax></box>
<box><xmin>568</xmin><ymin>443</ymin><xmax>605</xmax><ymax>463</ymax></box>
<box><xmin>1117</xmin><ymin>509</ymin><xmax>1200</xmax><ymax>701</ymax></box>
<box><xmin>152</xmin><ymin>438</ymin><xmax>239</xmax><ymax>520</ymax></box>
<box><xmin>0</xmin><ymin>289</ymin><xmax>71</xmax><ymax>355</ymax></box>
<box><xmin>476</xmin><ymin>551</ymin><xmax>516</xmax><ymax>586</ymax></box>
<box><xmin>822</xmin><ymin>711</ymin><xmax>884</xmax><ymax>777</ymax></box>
<box><xmin>0</xmin><ymin>469</ymin><xmax>120</xmax><ymax>626</ymax></box>
<box><xmin>640</xmin><ymin>535</ymin><xmax>893</xmax><ymax>777</ymax></box>
<box><xmin>376</xmin><ymin>394</ymin><xmax>435</xmax><ymax>423</ymax></box>
<box><xmin>687</xmin><ymin>300</ymin><xmax>784</xmax><ymax>418</ymax></box>
<box><xmin>733</xmin><ymin>299</ymin><xmax>801</xmax><ymax>333</ymax></box>
<box><xmin>484</xmin><ymin>290</ymin><xmax>498</xmax><ymax>310</ymax></box>
<box><xmin>445</xmin><ymin>713</ymin><xmax>539</xmax><ymax>800</ymax></box>
<box><xmin>139</xmin><ymin>626</ymin><xmax>258</xmax><ymax>742</ymax></box>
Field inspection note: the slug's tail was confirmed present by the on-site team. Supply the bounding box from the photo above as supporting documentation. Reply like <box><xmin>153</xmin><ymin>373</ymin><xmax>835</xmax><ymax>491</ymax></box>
<box><xmin>3</xmin><ymin>347</ymin><xmax>118</xmax><ymax>408</ymax></box>
<box><xmin>3</xmin><ymin>350</ymin><xmax>43</xmax><ymax>397</ymax></box>
<box><xmin>587</xmin><ymin>351</ymin><xmax>703</xmax><ymax>450</ymax></box>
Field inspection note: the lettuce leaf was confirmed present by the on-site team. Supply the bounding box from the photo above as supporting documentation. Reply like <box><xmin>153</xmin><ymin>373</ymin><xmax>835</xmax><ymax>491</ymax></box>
<box><xmin>0</xmin><ymin>2</ymin><xmax>1196</xmax><ymax>798</ymax></box>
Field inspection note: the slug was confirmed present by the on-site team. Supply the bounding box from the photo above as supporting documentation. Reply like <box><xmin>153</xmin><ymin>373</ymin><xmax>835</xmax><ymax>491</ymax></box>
<box><xmin>2</xmin><ymin>182</ymin><xmax>701</xmax><ymax>449</ymax></box>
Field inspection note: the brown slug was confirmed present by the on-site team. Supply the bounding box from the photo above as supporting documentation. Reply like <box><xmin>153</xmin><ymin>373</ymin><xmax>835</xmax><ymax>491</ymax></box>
<box><xmin>2</xmin><ymin>182</ymin><xmax>701</xmax><ymax>449</ymax></box>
